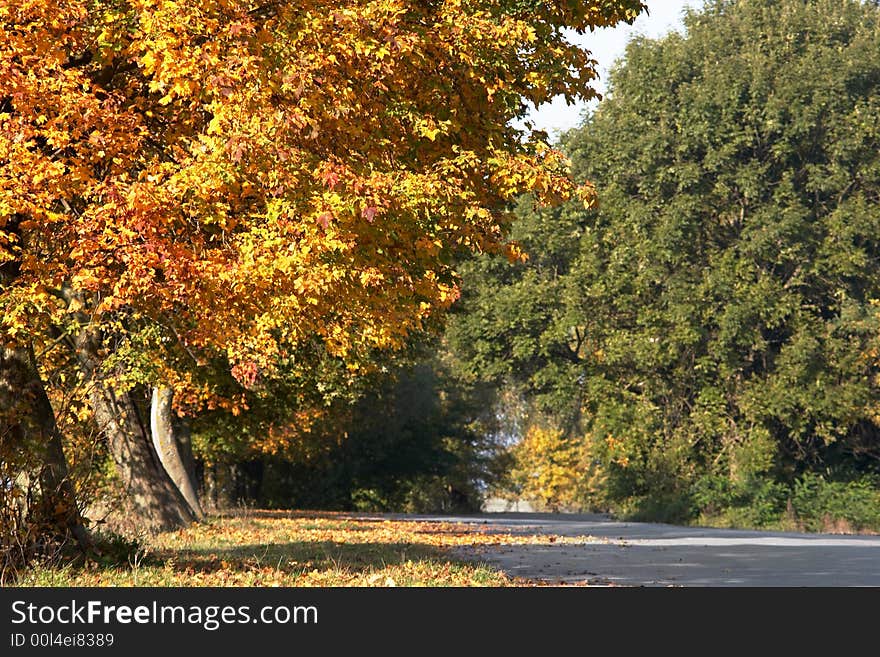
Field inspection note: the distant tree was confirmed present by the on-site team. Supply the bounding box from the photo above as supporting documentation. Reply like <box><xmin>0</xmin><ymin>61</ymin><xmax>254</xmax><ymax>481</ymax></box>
<box><xmin>448</xmin><ymin>0</ymin><xmax>880</xmax><ymax>520</ymax></box>
<box><xmin>199</xmin><ymin>344</ymin><xmax>505</xmax><ymax>514</ymax></box>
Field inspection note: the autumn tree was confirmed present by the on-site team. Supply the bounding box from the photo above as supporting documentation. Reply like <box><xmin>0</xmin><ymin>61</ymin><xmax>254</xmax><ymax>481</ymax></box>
<box><xmin>1</xmin><ymin>0</ymin><xmax>646</xmax><ymax>535</ymax></box>
<box><xmin>448</xmin><ymin>0</ymin><xmax>880</xmax><ymax>522</ymax></box>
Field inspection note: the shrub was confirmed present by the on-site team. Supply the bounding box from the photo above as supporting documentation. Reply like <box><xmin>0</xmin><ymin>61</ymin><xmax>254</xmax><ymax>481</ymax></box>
<box><xmin>790</xmin><ymin>473</ymin><xmax>880</xmax><ymax>533</ymax></box>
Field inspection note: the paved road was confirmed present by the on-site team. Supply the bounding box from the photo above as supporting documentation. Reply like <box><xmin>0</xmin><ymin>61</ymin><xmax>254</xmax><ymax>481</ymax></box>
<box><xmin>395</xmin><ymin>513</ymin><xmax>880</xmax><ymax>586</ymax></box>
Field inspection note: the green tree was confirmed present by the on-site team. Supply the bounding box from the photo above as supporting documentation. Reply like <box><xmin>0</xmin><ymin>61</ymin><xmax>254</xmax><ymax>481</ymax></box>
<box><xmin>448</xmin><ymin>0</ymin><xmax>880</xmax><ymax>523</ymax></box>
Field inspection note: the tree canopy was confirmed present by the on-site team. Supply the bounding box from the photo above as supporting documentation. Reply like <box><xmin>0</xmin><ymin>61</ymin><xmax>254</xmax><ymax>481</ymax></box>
<box><xmin>448</xmin><ymin>0</ymin><xmax>880</xmax><ymax>521</ymax></box>
<box><xmin>1</xmin><ymin>0</ymin><xmax>647</xmax><ymax>545</ymax></box>
<box><xmin>1</xmin><ymin>0</ymin><xmax>644</xmax><ymax>385</ymax></box>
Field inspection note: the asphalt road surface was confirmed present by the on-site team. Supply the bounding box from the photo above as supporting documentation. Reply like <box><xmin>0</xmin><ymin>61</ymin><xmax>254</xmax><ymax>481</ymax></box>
<box><xmin>395</xmin><ymin>513</ymin><xmax>880</xmax><ymax>586</ymax></box>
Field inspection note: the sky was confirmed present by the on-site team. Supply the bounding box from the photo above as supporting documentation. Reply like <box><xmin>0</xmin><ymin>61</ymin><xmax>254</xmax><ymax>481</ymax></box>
<box><xmin>527</xmin><ymin>0</ymin><xmax>704</xmax><ymax>137</ymax></box>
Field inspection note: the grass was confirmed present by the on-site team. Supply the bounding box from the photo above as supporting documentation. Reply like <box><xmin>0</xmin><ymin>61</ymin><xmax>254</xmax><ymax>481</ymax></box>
<box><xmin>12</xmin><ymin>510</ymin><xmax>598</xmax><ymax>587</ymax></box>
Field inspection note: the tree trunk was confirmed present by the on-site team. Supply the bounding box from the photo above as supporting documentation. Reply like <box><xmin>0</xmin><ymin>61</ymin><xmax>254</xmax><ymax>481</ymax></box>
<box><xmin>150</xmin><ymin>386</ymin><xmax>204</xmax><ymax>519</ymax></box>
<box><xmin>0</xmin><ymin>344</ymin><xmax>91</xmax><ymax>551</ymax></box>
<box><xmin>203</xmin><ymin>462</ymin><xmax>236</xmax><ymax>510</ymax></box>
<box><xmin>1</xmin><ymin>215</ymin><xmax>89</xmax><ymax>552</ymax></box>
<box><xmin>76</xmin><ymin>329</ymin><xmax>195</xmax><ymax>533</ymax></box>
<box><xmin>175</xmin><ymin>418</ymin><xmax>202</xmax><ymax>502</ymax></box>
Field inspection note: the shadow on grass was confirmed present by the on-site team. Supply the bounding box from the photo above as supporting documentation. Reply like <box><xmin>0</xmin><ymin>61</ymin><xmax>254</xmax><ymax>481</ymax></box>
<box><xmin>145</xmin><ymin>541</ymin><xmax>444</xmax><ymax>577</ymax></box>
<box><xmin>16</xmin><ymin>511</ymin><xmax>519</xmax><ymax>585</ymax></box>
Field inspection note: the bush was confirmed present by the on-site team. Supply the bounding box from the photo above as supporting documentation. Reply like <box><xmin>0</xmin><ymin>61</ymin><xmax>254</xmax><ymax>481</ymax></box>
<box><xmin>790</xmin><ymin>473</ymin><xmax>880</xmax><ymax>533</ymax></box>
<box><xmin>692</xmin><ymin>475</ymin><xmax>789</xmax><ymax>528</ymax></box>
<box><xmin>0</xmin><ymin>457</ymin><xmax>81</xmax><ymax>583</ymax></box>
<box><xmin>691</xmin><ymin>472</ymin><xmax>880</xmax><ymax>532</ymax></box>
<box><xmin>1</xmin><ymin>467</ymin><xmax>42</xmax><ymax>584</ymax></box>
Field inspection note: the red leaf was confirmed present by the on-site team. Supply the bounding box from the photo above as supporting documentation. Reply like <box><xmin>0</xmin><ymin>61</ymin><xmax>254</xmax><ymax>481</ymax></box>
<box><xmin>321</xmin><ymin>169</ymin><xmax>340</xmax><ymax>189</ymax></box>
<box><xmin>316</xmin><ymin>212</ymin><xmax>333</xmax><ymax>229</ymax></box>
<box><xmin>361</xmin><ymin>206</ymin><xmax>377</xmax><ymax>223</ymax></box>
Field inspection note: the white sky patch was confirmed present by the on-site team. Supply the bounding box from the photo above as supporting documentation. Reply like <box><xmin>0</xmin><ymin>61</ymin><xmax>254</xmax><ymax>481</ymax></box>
<box><xmin>525</xmin><ymin>0</ymin><xmax>704</xmax><ymax>139</ymax></box>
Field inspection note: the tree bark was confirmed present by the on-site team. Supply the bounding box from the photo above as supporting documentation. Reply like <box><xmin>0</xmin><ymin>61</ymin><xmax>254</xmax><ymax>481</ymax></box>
<box><xmin>0</xmin><ymin>344</ymin><xmax>91</xmax><ymax>551</ymax></box>
<box><xmin>150</xmin><ymin>386</ymin><xmax>204</xmax><ymax>519</ymax></box>
<box><xmin>76</xmin><ymin>329</ymin><xmax>195</xmax><ymax>533</ymax></box>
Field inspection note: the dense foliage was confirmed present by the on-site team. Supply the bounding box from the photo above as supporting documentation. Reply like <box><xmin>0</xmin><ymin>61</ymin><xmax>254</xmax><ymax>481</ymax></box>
<box><xmin>449</xmin><ymin>0</ymin><xmax>880</xmax><ymax>527</ymax></box>
<box><xmin>187</xmin><ymin>343</ymin><xmax>504</xmax><ymax>513</ymax></box>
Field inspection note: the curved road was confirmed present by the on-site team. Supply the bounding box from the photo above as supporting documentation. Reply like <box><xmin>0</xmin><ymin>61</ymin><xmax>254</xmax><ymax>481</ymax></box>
<box><xmin>396</xmin><ymin>513</ymin><xmax>880</xmax><ymax>586</ymax></box>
